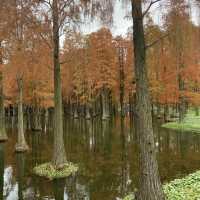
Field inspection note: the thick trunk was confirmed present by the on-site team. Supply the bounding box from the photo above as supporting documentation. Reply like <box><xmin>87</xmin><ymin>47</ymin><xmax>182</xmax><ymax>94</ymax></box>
<box><xmin>0</xmin><ymin>72</ymin><xmax>7</xmax><ymax>142</ymax></box>
<box><xmin>131</xmin><ymin>1</ymin><xmax>165</xmax><ymax>200</ymax></box>
<box><xmin>15</xmin><ymin>78</ymin><xmax>29</xmax><ymax>152</ymax></box>
<box><xmin>52</xmin><ymin>0</ymin><xmax>66</xmax><ymax>167</ymax></box>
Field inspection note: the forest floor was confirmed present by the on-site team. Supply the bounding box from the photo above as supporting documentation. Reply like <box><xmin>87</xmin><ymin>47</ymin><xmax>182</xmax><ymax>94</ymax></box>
<box><xmin>162</xmin><ymin>111</ymin><xmax>200</xmax><ymax>133</ymax></box>
<box><xmin>123</xmin><ymin>170</ymin><xmax>200</xmax><ymax>200</ymax></box>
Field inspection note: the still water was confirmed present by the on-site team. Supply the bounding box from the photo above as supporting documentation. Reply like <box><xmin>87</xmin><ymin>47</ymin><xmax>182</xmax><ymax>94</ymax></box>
<box><xmin>1</xmin><ymin>117</ymin><xmax>200</xmax><ymax>200</ymax></box>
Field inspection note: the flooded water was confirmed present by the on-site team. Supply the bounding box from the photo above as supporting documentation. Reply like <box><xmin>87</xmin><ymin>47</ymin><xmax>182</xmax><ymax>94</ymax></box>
<box><xmin>1</xmin><ymin>117</ymin><xmax>200</xmax><ymax>200</ymax></box>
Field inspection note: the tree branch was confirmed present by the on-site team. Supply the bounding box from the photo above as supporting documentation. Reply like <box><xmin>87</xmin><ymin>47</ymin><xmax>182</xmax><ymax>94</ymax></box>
<box><xmin>145</xmin><ymin>33</ymin><xmax>169</xmax><ymax>49</ymax></box>
<box><xmin>142</xmin><ymin>0</ymin><xmax>162</xmax><ymax>18</ymax></box>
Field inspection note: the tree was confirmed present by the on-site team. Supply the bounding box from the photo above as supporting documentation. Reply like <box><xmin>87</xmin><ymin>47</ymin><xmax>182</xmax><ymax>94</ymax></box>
<box><xmin>15</xmin><ymin>76</ymin><xmax>29</xmax><ymax>152</ymax></box>
<box><xmin>131</xmin><ymin>0</ymin><xmax>165</xmax><ymax>199</ymax></box>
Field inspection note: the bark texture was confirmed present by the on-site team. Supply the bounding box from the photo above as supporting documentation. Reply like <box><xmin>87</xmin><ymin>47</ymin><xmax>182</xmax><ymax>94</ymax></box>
<box><xmin>131</xmin><ymin>1</ymin><xmax>165</xmax><ymax>200</ymax></box>
<box><xmin>52</xmin><ymin>0</ymin><xmax>67</xmax><ymax>167</ymax></box>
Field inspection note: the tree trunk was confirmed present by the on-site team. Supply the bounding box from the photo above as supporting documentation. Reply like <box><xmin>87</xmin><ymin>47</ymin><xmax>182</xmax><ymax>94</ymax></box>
<box><xmin>102</xmin><ymin>88</ymin><xmax>110</xmax><ymax>120</ymax></box>
<box><xmin>44</xmin><ymin>108</ymin><xmax>49</xmax><ymax>133</ymax></box>
<box><xmin>0</xmin><ymin>72</ymin><xmax>7</xmax><ymax>142</ymax></box>
<box><xmin>15</xmin><ymin>77</ymin><xmax>29</xmax><ymax>152</ymax></box>
<box><xmin>164</xmin><ymin>104</ymin><xmax>170</xmax><ymax>122</ymax></box>
<box><xmin>85</xmin><ymin>104</ymin><xmax>91</xmax><ymax>120</ymax></box>
<box><xmin>118</xmin><ymin>45</ymin><xmax>125</xmax><ymax>117</ymax></box>
<box><xmin>131</xmin><ymin>1</ymin><xmax>165</xmax><ymax>200</ymax></box>
<box><xmin>52</xmin><ymin>0</ymin><xmax>66</xmax><ymax>167</ymax></box>
<box><xmin>178</xmin><ymin>73</ymin><xmax>186</xmax><ymax>122</ymax></box>
<box><xmin>30</xmin><ymin>106</ymin><xmax>42</xmax><ymax>131</ymax></box>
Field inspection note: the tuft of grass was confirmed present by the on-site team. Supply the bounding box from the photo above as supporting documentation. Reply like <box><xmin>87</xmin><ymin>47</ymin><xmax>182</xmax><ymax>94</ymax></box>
<box><xmin>33</xmin><ymin>162</ymin><xmax>78</xmax><ymax>180</ymax></box>
<box><xmin>162</xmin><ymin>111</ymin><xmax>200</xmax><ymax>133</ymax></box>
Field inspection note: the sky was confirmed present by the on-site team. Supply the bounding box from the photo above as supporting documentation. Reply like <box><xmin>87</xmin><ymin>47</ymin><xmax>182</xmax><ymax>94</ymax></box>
<box><xmin>80</xmin><ymin>0</ymin><xmax>200</xmax><ymax>37</ymax></box>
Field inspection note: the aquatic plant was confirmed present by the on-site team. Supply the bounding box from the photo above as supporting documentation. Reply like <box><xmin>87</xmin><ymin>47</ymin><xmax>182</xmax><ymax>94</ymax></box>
<box><xmin>123</xmin><ymin>170</ymin><xmax>200</xmax><ymax>200</ymax></box>
<box><xmin>33</xmin><ymin>162</ymin><xmax>78</xmax><ymax>180</ymax></box>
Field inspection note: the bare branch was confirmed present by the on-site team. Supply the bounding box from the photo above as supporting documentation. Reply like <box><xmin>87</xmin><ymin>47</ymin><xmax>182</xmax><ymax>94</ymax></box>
<box><xmin>142</xmin><ymin>0</ymin><xmax>162</xmax><ymax>18</ymax></box>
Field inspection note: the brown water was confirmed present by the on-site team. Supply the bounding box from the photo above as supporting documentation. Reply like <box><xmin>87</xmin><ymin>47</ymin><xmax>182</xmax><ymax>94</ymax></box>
<box><xmin>1</xmin><ymin>117</ymin><xmax>200</xmax><ymax>200</ymax></box>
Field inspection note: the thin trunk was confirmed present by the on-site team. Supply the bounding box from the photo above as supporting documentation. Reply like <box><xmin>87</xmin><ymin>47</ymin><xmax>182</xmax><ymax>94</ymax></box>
<box><xmin>164</xmin><ymin>105</ymin><xmax>169</xmax><ymax>122</ymax></box>
<box><xmin>44</xmin><ymin>108</ymin><xmax>49</xmax><ymax>133</ymax></box>
<box><xmin>118</xmin><ymin>46</ymin><xmax>125</xmax><ymax>117</ymax></box>
<box><xmin>102</xmin><ymin>88</ymin><xmax>110</xmax><ymax>120</ymax></box>
<box><xmin>178</xmin><ymin>73</ymin><xmax>186</xmax><ymax>122</ymax></box>
<box><xmin>0</xmin><ymin>72</ymin><xmax>7</xmax><ymax>141</ymax></box>
<box><xmin>131</xmin><ymin>1</ymin><xmax>165</xmax><ymax>200</ymax></box>
<box><xmin>31</xmin><ymin>106</ymin><xmax>42</xmax><ymax>131</ymax></box>
<box><xmin>0</xmin><ymin>41</ymin><xmax>7</xmax><ymax>142</ymax></box>
<box><xmin>52</xmin><ymin>0</ymin><xmax>66</xmax><ymax>167</ymax></box>
<box><xmin>85</xmin><ymin>104</ymin><xmax>91</xmax><ymax>120</ymax></box>
<box><xmin>15</xmin><ymin>78</ymin><xmax>29</xmax><ymax>152</ymax></box>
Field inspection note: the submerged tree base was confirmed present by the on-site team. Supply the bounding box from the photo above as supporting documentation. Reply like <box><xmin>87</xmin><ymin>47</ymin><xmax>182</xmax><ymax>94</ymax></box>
<box><xmin>123</xmin><ymin>170</ymin><xmax>200</xmax><ymax>200</ymax></box>
<box><xmin>162</xmin><ymin>112</ymin><xmax>200</xmax><ymax>133</ymax></box>
<box><xmin>33</xmin><ymin>162</ymin><xmax>78</xmax><ymax>180</ymax></box>
<box><xmin>15</xmin><ymin>143</ymin><xmax>29</xmax><ymax>152</ymax></box>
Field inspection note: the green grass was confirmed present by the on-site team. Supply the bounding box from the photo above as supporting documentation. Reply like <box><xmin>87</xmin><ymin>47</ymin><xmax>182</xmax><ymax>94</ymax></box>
<box><xmin>33</xmin><ymin>162</ymin><xmax>78</xmax><ymax>180</ymax></box>
<box><xmin>123</xmin><ymin>170</ymin><xmax>200</xmax><ymax>200</ymax></box>
<box><xmin>162</xmin><ymin>111</ymin><xmax>200</xmax><ymax>133</ymax></box>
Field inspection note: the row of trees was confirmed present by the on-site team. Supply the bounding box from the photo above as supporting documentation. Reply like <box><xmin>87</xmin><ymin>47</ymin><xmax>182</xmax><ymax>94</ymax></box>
<box><xmin>0</xmin><ymin>0</ymin><xmax>200</xmax><ymax>199</ymax></box>
<box><xmin>1</xmin><ymin>1</ymin><xmax>200</xmax><ymax>121</ymax></box>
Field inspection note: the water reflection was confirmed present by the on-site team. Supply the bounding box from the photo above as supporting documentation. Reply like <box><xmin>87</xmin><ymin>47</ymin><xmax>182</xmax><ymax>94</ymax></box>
<box><xmin>2</xmin><ymin>118</ymin><xmax>200</xmax><ymax>199</ymax></box>
<box><xmin>53</xmin><ymin>179</ymin><xmax>65</xmax><ymax>200</ymax></box>
<box><xmin>16</xmin><ymin>154</ymin><xmax>25</xmax><ymax>200</ymax></box>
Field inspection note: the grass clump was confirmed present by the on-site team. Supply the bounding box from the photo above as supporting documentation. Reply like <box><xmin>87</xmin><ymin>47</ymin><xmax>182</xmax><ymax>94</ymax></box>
<box><xmin>162</xmin><ymin>111</ymin><xmax>200</xmax><ymax>133</ymax></box>
<box><xmin>33</xmin><ymin>162</ymin><xmax>78</xmax><ymax>180</ymax></box>
<box><xmin>123</xmin><ymin>170</ymin><xmax>200</xmax><ymax>200</ymax></box>
<box><xmin>123</xmin><ymin>194</ymin><xmax>135</xmax><ymax>200</ymax></box>
<box><xmin>164</xmin><ymin>170</ymin><xmax>200</xmax><ymax>200</ymax></box>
